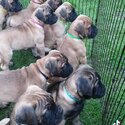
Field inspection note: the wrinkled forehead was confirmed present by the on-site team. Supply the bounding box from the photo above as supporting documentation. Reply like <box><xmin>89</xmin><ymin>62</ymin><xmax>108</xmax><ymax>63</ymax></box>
<box><xmin>77</xmin><ymin>15</ymin><xmax>92</xmax><ymax>23</ymax></box>
<box><xmin>63</xmin><ymin>2</ymin><xmax>73</xmax><ymax>9</ymax></box>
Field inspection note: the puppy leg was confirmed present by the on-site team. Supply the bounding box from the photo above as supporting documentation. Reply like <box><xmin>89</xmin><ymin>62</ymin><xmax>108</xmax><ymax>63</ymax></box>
<box><xmin>32</xmin><ymin>43</ymin><xmax>45</xmax><ymax>58</ymax></box>
<box><xmin>72</xmin><ymin>116</ymin><xmax>83</xmax><ymax>125</ymax></box>
<box><xmin>0</xmin><ymin>51</ymin><xmax>13</xmax><ymax>70</ymax></box>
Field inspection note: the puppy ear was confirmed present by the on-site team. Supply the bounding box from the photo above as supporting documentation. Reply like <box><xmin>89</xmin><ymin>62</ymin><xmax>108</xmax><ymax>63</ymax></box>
<box><xmin>0</xmin><ymin>0</ymin><xmax>10</xmax><ymax>10</ymax></box>
<box><xmin>93</xmin><ymin>82</ymin><xmax>106</xmax><ymax>98</ymax></box>
<box><xmin>59</xmin><ymin>8</ymin><xmax>67</xmax><ymax>19</ymax></box>
<box><xmin>15</xmin><ymin>105</ymin><xmax>38</xmax><ymax>125</ymax></box>
<box><xmin>45</xmin><ymin>60</ymin><xmax>57</xmax><ymax>76</ymax></box>
<box><xmin>35</xmin><ymin>8</ymin><xmax>45</xmax><ymax>22</ymax></box>
<box><xmin>76</xmin><ymin>77</ymin><xmax>93</xmax><ymax>99</ymax></box>
<box><xmin>75</xmin><ymin>21</ymin><xmax>84</xmax><ymax>37</ymax></box>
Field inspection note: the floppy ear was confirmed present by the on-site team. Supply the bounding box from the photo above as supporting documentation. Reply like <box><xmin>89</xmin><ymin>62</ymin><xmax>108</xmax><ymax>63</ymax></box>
<box><xmin>35</xmin><ymin>8</ymin><xmax>45</xmax><ymax>22</ymax></box>
<box><xmin>0</xmin><ymin>0</ymin><xmax>10</xmax><ymax>10</ymax></box>
<box><xmin>45</xmin><ymin>60</ymin><xmax>57</xmax><ymax>76</ymax></box>
<box><xmin>59</xmin><ymin>8</ymin><xmax>67</xmax><ymax>19</ymax></box>
<box><xmin>76</xmin><ymin>77</ymin><xmax>93</xmax><ymax>99</ymax></box>
<box><xmin>75</xmin><ymin>21</ymin><xmax>84</xmax><ymax>36</ymax></box>
<box><xmin>15</xmin><ymin>105</ymin><xmax>38</xmax><ymax>125</ymax></box>
<box><xmin>47</xmin><ymin>0</ymin><xmax>56</xmax><ymax>11</ymax></box>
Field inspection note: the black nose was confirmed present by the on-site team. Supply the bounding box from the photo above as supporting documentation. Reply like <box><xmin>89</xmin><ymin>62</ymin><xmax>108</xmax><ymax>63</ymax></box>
<box><xmin>9</xmin><ymin>1</ymin><xmax>23</xmax><ymax>12</ymax></box>
<box><xmin>93</xmin><ymin>83</ymin><xmax>106</xmax><ymax>99</ymax></box>
<box><xmin>88</xmin><ymin>24</ymin><xmax>98</xmax><ymax>38</ymax></box>
<box><xmin>68</xmin><ymin>8</ymin><xmax>78</xmax><ymax>22</ymax></box>
<box><xmin>60</xmin><ymin>63</ymin><xmax>73</xmax><ymax>78</ymax></box>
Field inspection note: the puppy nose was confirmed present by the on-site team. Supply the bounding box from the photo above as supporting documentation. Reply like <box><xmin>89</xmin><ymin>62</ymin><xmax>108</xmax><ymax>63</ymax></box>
<box><xmin>88</xmin><ymin>24</ymin><xmax>98</xmax><ymax>38</ymax></box>
<box><xmin>68</xmin><ymin>9</ymin><xmax>77</xmax><ymax>22</ymax></box>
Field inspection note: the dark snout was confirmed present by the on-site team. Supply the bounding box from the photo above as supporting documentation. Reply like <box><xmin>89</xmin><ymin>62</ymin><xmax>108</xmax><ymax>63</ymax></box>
<box><xmin>88</xmin><ymin>24</ymin><xmax>98</xmax><ymax>38</ymax></box>
<box><xmin>9</xmin><ymin>0</ymin><xmax>23</xmax><ymax>12</ymax></box>
<box><xmin>68</xmin><ymin>8</ymin><xmax>78</xmax><ymax>22</ymax></box>
<box><xmin>43</xmin><ymin>105</ymin><xmax>63</xmax><ymax>125</ymax></box>
<box><xmin>45</xmin><ymin>13</ymin><xmax>58</xmax><ymax>25</ymax></box>
<box><xmin>60</xmin><ymin>63</ymin><xmax>73</xmax><ymax>78</ymax></box>
<box><xmin>93</xmin><ymin>82</ymin><xmax>106</xmax><ymax>99</ymax></box>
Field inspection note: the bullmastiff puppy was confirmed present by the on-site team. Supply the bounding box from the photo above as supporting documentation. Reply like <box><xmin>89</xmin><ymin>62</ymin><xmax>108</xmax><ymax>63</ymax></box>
<box><xmin>44</xmin><ymin>2</ymin><xmax>77</xmax><ymax>52</ymax></box>
<box><xmin>0</xmin><ymin>4</ymin><xmax>58</xmax><ymax>70</ymax></box>
<box><xmin>57</xmin><ymin>15</ymin><xmax>98</xmax><ymax>71</ymax></box>
<box><xmin>6</xmin><ymin>0</ymin><xmax>62</xmax><ymax>27</ymax></box>
<box><xmin>0</xmin><ymin>50</ymin><xmax>73</xmax><ymax>108</ymax></box>
<box><xmin>48</xmin><ymin>64</ymin><xmax>106</xmax><ymax>125</ymax></box>
<box><xmin>10</xmin><ymin>85</ymin><xmax>63</xmax><ymax>125</ymax></box>
<box><xmin>0</xmin><ymin>0</ymin><xmax>22</xmax><ymax>30</ymax></box>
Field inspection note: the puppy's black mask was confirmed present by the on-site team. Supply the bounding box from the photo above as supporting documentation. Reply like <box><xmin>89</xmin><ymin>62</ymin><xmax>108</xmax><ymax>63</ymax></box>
<box><xmin>35</xmin><ymin>8</ymin><xmax>58</xmax><ymax>25</ymax></box>
<box><xmin>88</xmin><ymin>24</ymin><xmax>98</xmax><ymax>38</ymax></box>
<box><xmin>76</xmin><ymin>74</ymin><xmax>105</xmax><ymax>99</ymax></box>
<box><xmin>0</xmin><ymin>0</ymin><xmax>22</xmax><ymax>12</ymax></box>
<box><xmin>45</xmin><ymin>59</ymin><xmax>73</xmax><ymax>78</ymax></box>
<box><xmin>42</xmin><ymin>104</ymin><xmax>63</xmax><ymax>125</ymax></box>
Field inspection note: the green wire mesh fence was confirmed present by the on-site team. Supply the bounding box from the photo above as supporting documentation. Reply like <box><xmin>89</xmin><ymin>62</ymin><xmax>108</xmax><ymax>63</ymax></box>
<box><xmin>92</xmin><ymin>0</ymin><xmax>125</xmax><ymax>125</ymax></box>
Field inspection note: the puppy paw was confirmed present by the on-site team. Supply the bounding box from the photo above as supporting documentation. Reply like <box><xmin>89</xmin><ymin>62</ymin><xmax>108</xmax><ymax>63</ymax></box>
<box><xmin>0</xmin><ymin>118</ymin><xmax>10</xmax><ymax>125</ymax></box>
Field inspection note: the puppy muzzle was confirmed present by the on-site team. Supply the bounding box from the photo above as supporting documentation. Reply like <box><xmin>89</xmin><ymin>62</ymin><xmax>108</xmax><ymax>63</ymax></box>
<box><xmin>92</xmin><ymin>82</ymin><xmax>106</xmax><ymax>99</ymax></box>
<box><xmin>9</xmin><ymin>1</ymin><xmax>23</xmax><ymax>12</ymax></box>
<box><xmin>44</xmin><ymin>13</ymin><xmax>58</xmax><ymax>25</ymax></box>
<box><xmin>68</xmin><ymin>8</ymin><xmax>78</xmax><ymax>22</ymax></box>
<box><xmin>88</xmin><ymin>24</ymin><xmax>98</xmax><ymax>38</ymax></box>
<box><xmin>59</xmin><ymin>63</ymin><xmax>73</xmax><ymax>78</ymax></box>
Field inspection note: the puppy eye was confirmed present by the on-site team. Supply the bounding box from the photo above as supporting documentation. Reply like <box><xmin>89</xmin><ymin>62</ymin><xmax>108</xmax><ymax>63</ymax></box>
<box><xmin>57</xmin><ymin>58</ymin><xmax>60</xmax><ymax>62</ymax></box>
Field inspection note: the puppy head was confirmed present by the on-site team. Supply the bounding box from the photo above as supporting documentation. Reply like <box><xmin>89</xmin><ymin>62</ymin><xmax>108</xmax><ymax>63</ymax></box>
<box><xmin>14</xmin><ymin>85</ymin><xmax>63</xmax><ymax>125</ymax></box>
<box><xmin>55</xmin><ymin>2</ymin><xmax>77</xmax><ymax>22</ymax></box>
<box><xmin>46</xmin><ymin>0</ymin><xmax>62</xmax><ymax>11</ymax></box>
<box><xmin>0</xmin><ymin>0</ymin><xmax>22</xmax><ymax>12</ymax></box>
<box><xmin>74</xmin><ymin>65</ymin><xmax>105</xmax><ymax>99</ymax></box>
<box><xmin>44</xmin><ymin>50</ymin><xmax>73</xmax><ymax>78</ymax></box>
<box><xmin>33</xmin><ymin>4</ymin><xmax>58</xmax><ymax>25</ymax></box>
<box><xmin>71</xmin><ymin>15</ymin><xmax>98</xmax><ymax>39</ymax></box>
